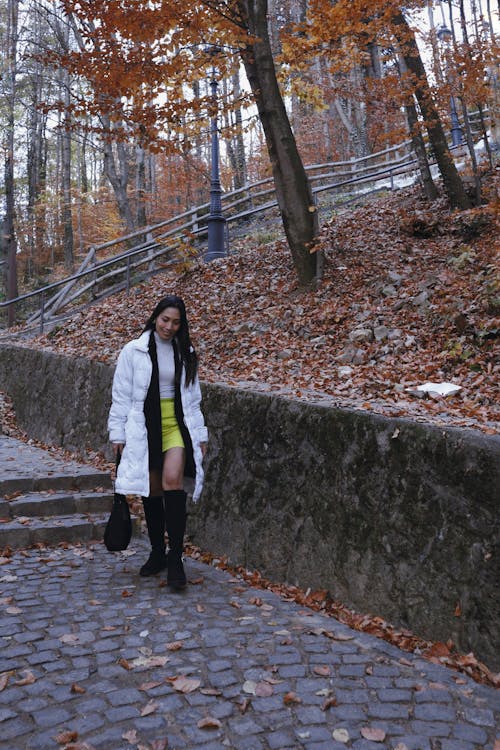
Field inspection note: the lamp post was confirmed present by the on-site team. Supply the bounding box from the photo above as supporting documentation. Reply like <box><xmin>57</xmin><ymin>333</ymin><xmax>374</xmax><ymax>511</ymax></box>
<box><xmin>437</xmin><ymin>23</ymin><xmax>464</xmax><ymax>147</ymax></box>
<box><xmin>205</xmin><ymin>48</ymin><xmax>226</xmax><ymax>262</ymax></box>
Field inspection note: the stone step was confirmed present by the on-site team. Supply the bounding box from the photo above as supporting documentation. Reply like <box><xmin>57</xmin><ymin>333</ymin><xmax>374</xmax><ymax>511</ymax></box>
<box><xmin>0</xmin><ymin>511</ymin><xmax>139</xmax><ymax>549</ymax></box>
<box><xmin>0</xmin><ymin>470</ymin><xmax>112</xmax><ymax>497</ymax></box>
<box><xmin>0</xmin><ymin>490</ymin><xmax>115</xmax><ymax>520</ymax></box>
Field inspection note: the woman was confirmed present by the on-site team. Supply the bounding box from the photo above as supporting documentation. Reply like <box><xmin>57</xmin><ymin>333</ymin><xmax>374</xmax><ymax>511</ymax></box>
<box><xmin>108</xmin><ymin>295</ymin><xmax>208</xmax><ymax>590</ymax></box>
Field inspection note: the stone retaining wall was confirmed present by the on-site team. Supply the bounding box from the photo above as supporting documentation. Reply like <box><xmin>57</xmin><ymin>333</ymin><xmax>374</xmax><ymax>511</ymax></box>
<box><xmin>1</xmin><ymin>343</ymin><xmax>498</xmax><ymax>669</ymax></box>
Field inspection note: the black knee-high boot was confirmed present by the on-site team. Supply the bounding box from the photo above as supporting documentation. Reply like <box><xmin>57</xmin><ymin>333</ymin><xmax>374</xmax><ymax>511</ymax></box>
<box><xmin>140</xmin><ymin>496</ymin><xmax>168</xmax><ymax>577</ymax></box>
<box><xmin>163</xmin><ymin>490</ymin><xmax>187</xmax><ymax>590</ymax></box>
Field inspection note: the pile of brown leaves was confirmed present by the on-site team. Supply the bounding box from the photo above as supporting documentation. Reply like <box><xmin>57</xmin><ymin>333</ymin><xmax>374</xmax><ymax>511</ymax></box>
<box><xmin>26</xmin><ymin>182</ymin><xmax>499</xmax><ymax>434</ymax></box>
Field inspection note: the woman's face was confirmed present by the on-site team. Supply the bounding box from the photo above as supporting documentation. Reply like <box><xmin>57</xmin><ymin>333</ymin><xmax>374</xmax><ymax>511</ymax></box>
<box><xmin>155</xmin><ymin>307</ymin><xmax>181</xmax><ymax>341</ymax></box>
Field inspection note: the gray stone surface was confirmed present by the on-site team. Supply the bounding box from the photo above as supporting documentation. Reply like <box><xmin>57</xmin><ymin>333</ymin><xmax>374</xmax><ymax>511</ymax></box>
<box><xmin>0</xmin><ymin>538</ymin><xmax>499</xmax><ymax>749</ymax></box>
<box><xmin>0</xmin><ymin>437</ymin><xmax>498</xmax><ymax>750</ymax></box>
<box><xmin>0</xmin><ymin>344</ymin><xmax>499</xmax><ymax>669</ymax></box>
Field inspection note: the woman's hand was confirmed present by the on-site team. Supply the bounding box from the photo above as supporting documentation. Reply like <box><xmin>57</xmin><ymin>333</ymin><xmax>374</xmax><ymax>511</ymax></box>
<box><xmin>200</xmin><ymin>442</ymin><xmax>207</xmax><ymax>459</ymax></box>
<box><xmin>113</xmin><ymin>443</ymin><xmax>124</xmax><ymax>457</ymax></box>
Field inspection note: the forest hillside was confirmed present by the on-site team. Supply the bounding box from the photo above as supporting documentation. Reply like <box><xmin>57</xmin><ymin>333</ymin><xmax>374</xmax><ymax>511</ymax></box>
<box><xmin>27</xmin><ymin>178</ymin><xmax>499</xmax><ymax>435</ymax></box>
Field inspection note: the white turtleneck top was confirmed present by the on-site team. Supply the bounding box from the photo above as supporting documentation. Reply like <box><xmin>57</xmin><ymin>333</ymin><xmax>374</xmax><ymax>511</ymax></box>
<box><xmin>154</xmin><ymin>332</ymin><xmax>176</xmax><ymax>398</ymax></box>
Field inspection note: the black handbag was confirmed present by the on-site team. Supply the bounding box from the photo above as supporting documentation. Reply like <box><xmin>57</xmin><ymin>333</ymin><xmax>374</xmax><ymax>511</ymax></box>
<box><xmin>104</xmin><ymin>452</ymin><xmax>132</xmax><ymax>552</ymax></box>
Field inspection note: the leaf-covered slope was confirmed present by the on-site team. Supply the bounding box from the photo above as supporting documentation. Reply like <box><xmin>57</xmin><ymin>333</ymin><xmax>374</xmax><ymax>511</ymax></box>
<box><xmin>33</xmin><ymin>185</ymin><xmax>499</xmax><ymax>433</ymax></box>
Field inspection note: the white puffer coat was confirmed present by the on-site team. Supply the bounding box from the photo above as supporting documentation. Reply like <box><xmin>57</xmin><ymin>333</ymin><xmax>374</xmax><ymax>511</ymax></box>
<box><xmin>108</xmin><ymin>330</ymin><xmax>208</xmax><ymax>502</ymax></box>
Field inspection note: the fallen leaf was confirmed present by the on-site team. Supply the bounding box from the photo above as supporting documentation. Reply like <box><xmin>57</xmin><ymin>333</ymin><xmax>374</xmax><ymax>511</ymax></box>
<box><xmin>238</xmin><ymin>697</ymin><xmax>251</xmax><ymax>713</ymax></box>
<box><xmin>60</xmin><ymin>633</ymin><xmax>79</xmax><ymax>644</ymax></box>
<box><xmin>283</xmin><ymin>691</ymin><xmax>302</xmax><ymax>705</ymax></box>
<box><xmin>332</xmin><ymin>728</ymin><xmax>350</xmax><ymax>743</ymax></box>
<box><xmin>200</xmin><ymin>687</ymin><xmax>222</xmax><ymax>696</ymax></box>
<box><xmin>166</xmin><ymin>641</ymin><xmax>183</xmax><ymax>651</ymax></box>
<box><xmin>0</xmin><ymin>672</ymin><xmax>13</xmax><ymax>691</ymax></box>
<box><xmin>150</xmin><ymin>741</ymin><xmax>168</xmax><ymax>750</ymax></box>
<box><xmin>139</xmin><ymin>680</ymin><xmax>163</xmax><ymax>691</ymax></box>
<box><xmin>170</xmin><ymin>675</ymin><xmax>201</xmax><ymax>693</ymax></box>
<box><xmin>130</xmin><ymin>655</ymin><xmax>169</xmax><ymax>669</ymax></box>
<box><xmin>242</xmin><ymin>680</ymin><xmax>257</xmax><ymax>695</ymax></box>
<box><xmin>197</xmin><ymin>716</ymin><xmax>222</xmax><ymax>729</ymax></box>
<box><xmin>141</xmin><ymin>700</ymin><xmax>158</xmax><ymax>716</ymax></box>
<box><xmin>122</xmin><ymin>729</ymin><xmax>138</xmax><ymax>743</ymax></box>
<box><xmin>118</xmin><ymin>658</ymin><xmax>132</xmax><ymax>670</ymax></box>
<box><xmin>313</xmin><ymin>665</ymin><xmax>330</xmax><ymax>676</ymax></box>
<box><xmin>70</xmin><ymin>683</ymin><xmax>86</xmax><ymax>694</ymax></box>
<box><xmin>255</xmin><ymin>681</ymin><xmax>274</xmax><ymax>697</ymax></box>
<box><xmin>54</xmin><ymin>730</ymin><xmax>78</xmax><ymax>744</ymax></box>
<box><xmin>322</xmin><ymin>696</ymin><xmax>337</xmax><ymax>710</ymax></box>
<box><xmin>361</xmin><ymin>727</ymin><xmax>386</xmax><ymax>741</ymax></box>
<box><xmin>15</xmin><ymin>670</ymin><xmax>36</xmax><ymax>686</ymax></box>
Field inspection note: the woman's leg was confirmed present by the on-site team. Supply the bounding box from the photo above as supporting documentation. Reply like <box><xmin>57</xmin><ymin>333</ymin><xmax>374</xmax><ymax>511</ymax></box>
<box><xmin>139</xmin><ymin>469</ymin><xmax>167</xmax><ymax>576</ymax></box>
<box><xmin>162</xmin><ymin>448</ymin><xmax>188</xmax><ymax>589</ymax></box>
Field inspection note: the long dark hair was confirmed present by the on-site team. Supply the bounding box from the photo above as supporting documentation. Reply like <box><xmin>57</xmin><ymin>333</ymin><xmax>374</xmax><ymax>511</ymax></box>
<box><xmin>143</xmin><ymin>295</ymin><xmax>198</xmax><ymax>385</ymax></box>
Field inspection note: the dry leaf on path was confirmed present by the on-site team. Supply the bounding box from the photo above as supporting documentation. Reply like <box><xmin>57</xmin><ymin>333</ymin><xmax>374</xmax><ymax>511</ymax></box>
<box><xmin>283</xmin><ymin>691</ymin><xmax>302</xmax><ymax>705</ymax></box>
<box><xmin>15</xmin><ymin>670</ymin><xmax>36</xmax><ymax>686</ymax></box>
<box><xmin>313</xmin><ymin>665</ymin><xmax>331</xmax><ymax>676</ymax></box>
<box><xmin>170</xmin><ymin>675</ymin><xmax>201</xmax><ymax>693</ymax></box>
<box><xmin>141</xmin><ymin>700</ymin><xmax>158</xmax><ymax>716</ymax></box>
<box><xmin>60</xmin><ymin>633</ymin><xmax>80</xmax><ymax>644</ymax></box>
<box><xmin>54</xmin><ymin>730</ymin><xmax>78</xmax><ymax>744</ymax></box>
<box><xmin>150</xmin><ymin>740</ymin><xmax>168</xmax><ymax>750</ymax></box>
<box><xmin>166</xmin><ymin>641</ymin><xmax>183</xmax><ymax>651</ymax></box>
<box><xmin>197</xmin><ymin>716</ymin><xmax>222</xmax><ymax>729</ymax></box>
<box><xmin>238</xmin><ymin>697</ymin><xmax>251</xmax><ymax>714</ymax></box>
<box><xmin>332</xmin><ymin>728</ymin><xmax>350</xmax><ymax>743</ymax></box>
<box><xmin>139</xmin><ymin>680</ymin><xmax>163</xmax><ymax>691</ymax></box>
<box><xmin>0</xmin><ymin>672</ymin><xmax>12</xmax><ymax>691</ymax></box>
<box><xmin>130</xmin><ymin>655</ymin><xmax>169</xmax><ymax>669</ymax></box>
<box><xmin>322</xmin><ymin>696</ymin><xmax>338</xmax><ymax>710</ymax></box>
<box><xmin>255</xmin><ymin>681</ymin><xmax>274</xmax><ymax>697</ymax></box>
<box><xmin>243</xmin><ymin>680</ymin><xmax>257</xmax><ymax>695</ymax></box>
<box><xmin>122</xmin><ymin>729</ymin><xmax>138</xmax><ymax>743</ymax></box>
<box><xmin>361</xmin><ymin>727</ymin><xmax>386</xmax><ymax>741</ymax></box>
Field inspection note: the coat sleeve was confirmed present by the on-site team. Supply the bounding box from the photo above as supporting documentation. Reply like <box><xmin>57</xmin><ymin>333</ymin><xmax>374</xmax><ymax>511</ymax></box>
<box><xmin>187</xmin><ymin>374</ymin><xmax>208</xmax><ymax>444</ymax></box>
<box><xmin>107</xmin><ymin>345</ymin><xmax>134</xmax><ymax>444</ymax></box>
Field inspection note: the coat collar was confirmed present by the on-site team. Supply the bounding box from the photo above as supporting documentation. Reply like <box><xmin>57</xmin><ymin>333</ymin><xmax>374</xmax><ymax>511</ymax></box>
<box><xmin>131</xmin><ymin>330</ymin><xmax>152</xmax><ymax>352</ymax></box>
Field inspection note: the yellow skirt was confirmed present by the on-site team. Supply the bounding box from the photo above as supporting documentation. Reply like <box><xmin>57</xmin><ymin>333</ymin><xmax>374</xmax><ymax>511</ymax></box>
<box><xmin>160</xmin><ymin>398</ymin><xmax>185</xmax><ymax>452</ymax></box>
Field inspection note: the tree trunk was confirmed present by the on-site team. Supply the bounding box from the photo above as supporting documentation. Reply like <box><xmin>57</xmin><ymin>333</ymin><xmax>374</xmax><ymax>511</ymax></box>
<box><xmin>232</xmin><ymin>71</ymin><xmax>247</xmax><ymax>189</ymax></box>
<box><xmin>392</xmin><ymin>11</ymin><xmax>471</xmax><ymax>210</ymax></box>
<box><xmin>398</xmin><ymin>54</ymin><xmax>438</xmax><ymax>201</ymax></box>
<box><xmin>101</xmin><ymin>116</ymin><xmax>135</xmax><ymax>232</ymax></box>
<box><xmin>4</xmin><ymin>0</ymin><xmax>19</xmax><ymax>325</ymax></box>
<box><xmin>236</xmin><ymin>0</ymin><xmax>319</xmax><ymax>286</ymax></box>
<box><xmin>135</xmin><ymin>143</ymin><xmax>147</xmax><ymax>228</ymax></box>
<box><xmin>61</xmin><ymin>69</ymin><xmax>74</xmax><ymax>269</ymax></box>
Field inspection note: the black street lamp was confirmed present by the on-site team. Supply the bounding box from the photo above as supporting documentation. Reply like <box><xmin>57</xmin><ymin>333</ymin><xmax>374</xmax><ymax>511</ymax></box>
<box><xmin>437</xmin><ymin>23</ymin><xmax>464</xmax><ymax>147</ymax></box>
<box><xmin>204</xmin><ymin>48</ymin><xmax>226</xmax><ymax>262</ymax></box>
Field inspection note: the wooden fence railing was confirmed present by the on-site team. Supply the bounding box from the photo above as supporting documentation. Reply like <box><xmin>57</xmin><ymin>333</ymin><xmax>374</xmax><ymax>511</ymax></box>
<box><xmin>0</xmin><ymin>131</ymin><xmax>485</xmax><ymax>333</ymax></box>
